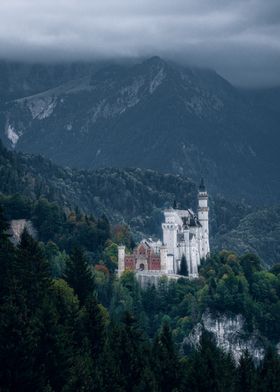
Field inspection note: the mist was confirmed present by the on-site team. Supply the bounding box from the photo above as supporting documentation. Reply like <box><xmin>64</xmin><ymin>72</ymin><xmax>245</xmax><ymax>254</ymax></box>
<box><xmin>0</xmin><ymin>0</ymin><xmax>279</xmax><ymax>86</ymax></box>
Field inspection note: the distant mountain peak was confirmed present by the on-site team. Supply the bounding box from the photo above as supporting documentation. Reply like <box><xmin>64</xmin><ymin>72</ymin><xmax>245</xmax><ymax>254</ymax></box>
<box><xmin>139</xmin><ymin>57</ymin><xmax>171</xmax><ymax>75</ymax></box>
<box><xmin>143</xmin><ymin>56</ymin><xmax>166</xmax><ymax>66</ymax></box>
<box><xmin>1</xmin><ymin>59</ymin><xmax>280</xmax><ymax>204</ymax></box>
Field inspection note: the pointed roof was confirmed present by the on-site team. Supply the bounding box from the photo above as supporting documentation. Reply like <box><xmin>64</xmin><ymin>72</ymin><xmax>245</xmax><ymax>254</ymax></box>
<box><xmin>199</xmin><ymin>178</ymin><xmax>206</xmax><ymax>192</ymax></box>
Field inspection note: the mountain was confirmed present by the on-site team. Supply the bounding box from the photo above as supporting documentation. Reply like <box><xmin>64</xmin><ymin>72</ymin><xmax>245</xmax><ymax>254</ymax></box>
<box><xmin>0</xmin><ymin>60</ymin><xmax>101</xmax><ymax>101</ymax></box>
<box><xmin>213</xmin><ymin>206</ymin><xmax>280</xmax><ymax>265</ymax></box>
<box><xmin>0</xmin><ymin>141</ymin><xmax>279</xmax><ymax>265</ymax></box>
<box><xmin>1</xmin><ymin>57</ymin><xmax>280</xmax><ymax>204</ymax></box>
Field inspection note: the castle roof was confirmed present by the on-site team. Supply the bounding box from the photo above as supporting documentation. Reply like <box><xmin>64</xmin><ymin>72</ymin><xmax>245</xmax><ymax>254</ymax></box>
<box><xmin>199</xmin><ymin>178</ymin><xmax>206</xmax><ymax>192</ymax></box>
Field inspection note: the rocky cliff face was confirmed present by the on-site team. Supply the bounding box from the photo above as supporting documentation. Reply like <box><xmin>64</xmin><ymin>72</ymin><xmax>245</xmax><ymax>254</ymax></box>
<box><xmin>185</xmin><ymin>310</ymin><xmax>266</xmax><ymax>363</ymax></box>
<box><xmin>9</xmin><ymin>219</ymin><xmax>37</xmax><ymax>244</ymax></box>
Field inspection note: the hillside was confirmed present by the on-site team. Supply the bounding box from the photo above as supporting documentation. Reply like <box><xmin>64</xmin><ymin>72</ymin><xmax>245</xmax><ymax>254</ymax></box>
<box><xmin>0</xmin><ymin>58</ymin><xmax>280</xmax><ymax>203</ymax></box>
<box><xmin>0</xmin><ymin>141</ymin><xmax>279</xmax><ymax>265</ymax></box>
<box><xmin>213</xmin><ymin>206</ymin><xmax>280</xmax><ymax>266</ymax></box>
<box><xmin>2</xmin><ymin>204</ymin><xmax>280</xmax><ymax>391</ymax></box>
<box><xmin>0</xmin><ymin>140</ymin><xmax>196</xmax><ymax>237</ymax></box>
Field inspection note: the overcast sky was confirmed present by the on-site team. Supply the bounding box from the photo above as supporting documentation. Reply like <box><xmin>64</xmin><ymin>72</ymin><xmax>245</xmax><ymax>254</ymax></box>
<box><xmin>0</xmin><ymin>0</ymin><xmax>279</xmax><ymax>86</ymax></box>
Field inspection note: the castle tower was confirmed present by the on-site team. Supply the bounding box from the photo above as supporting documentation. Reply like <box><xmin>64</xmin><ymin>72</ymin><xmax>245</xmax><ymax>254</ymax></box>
<box><xmin>162</xmin><ymin>211</ymin><xmax>178</xmax><ymax>254</ymax></box>
<box><xmin>197</xmin><ymin>178</ymin><xmax>210</xmax><ymax>259</ymax></box>
<box><xmin>117</xmin><ymin>245</ymin><xmax>125</xmax><ymax>276</ymax></box>
<box><xmin>189</xmin><ymin>234</ymin><xmax>199</xmax><ymax>277</ymax></box>
<box><xmin>160</xmin><ymin>245</ymin><xmax>168</xmax><ymax>273</ymax></box>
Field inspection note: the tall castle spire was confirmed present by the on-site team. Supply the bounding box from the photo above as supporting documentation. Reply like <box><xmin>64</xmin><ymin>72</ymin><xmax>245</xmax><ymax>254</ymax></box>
<box><xmin>199</xmin><ymin>177</ymin><xmax>206</xmax><ymax>192</ymax></box>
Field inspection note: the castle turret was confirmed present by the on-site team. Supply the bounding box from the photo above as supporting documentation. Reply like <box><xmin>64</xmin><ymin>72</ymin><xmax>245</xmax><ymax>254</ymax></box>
<box><xmin>117</xmin><ymin>245</ymin><xmax>125</xmax><ymax>276</ymax></box>
<box><xmin>197</xmin><ymin>178</ymin><xmax>210</xmax><ymax>258</ymax></box>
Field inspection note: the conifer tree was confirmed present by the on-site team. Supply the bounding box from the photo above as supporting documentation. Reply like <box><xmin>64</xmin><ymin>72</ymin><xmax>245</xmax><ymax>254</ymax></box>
<box><xmin>257</xmin><ymin>347</ymin><xmax>280</xmax><ymax>392</ymax></box>
<box><xmin>101</xmin><ymin>321</ymin><xmax>126</xmax><ymax>392</ymax></box>
<box><xmin>186</xmin><ymin>329</ymin><xmax>235</xmax><ymax>392</ymax></box>
<box><xmin>0</xmin><ymin>295</ymin><xmax>39</xmax><ymax>391</ymax></box>
<box><xmin>0</xmin><ymin>227</ymin><xmax>52</xmax><ymax>391</ymax></box>
<box><xmin>235</xmin><ymin>350</ymin><xmax>256</xmax><ymax>392</ymax></box>
<box><xmin>153</xmin><ymin>321</ymin><xmax>182</xmax><ymax>392</ymax></box>
<box><xmin>0</xmin><ymin>206</ymin><xmax>9</xmax><ymax>243</ymax></box>
<box><xmin>97</xmin><ymin>214</ymin><xmax>111</xmax><ymax>246</ymax></box>
<box><xmin>65</xmin><ymin>247</ymin><xmax>95</xmax><ymax>305</ymax></box>
<box><xmin>82</xmin><ymin>296</ymin><xmax>108</xmax><ymax>360</ymax></box>
<box><xmin>85</xmin><ymin>300</ymin><xmax>108</xmax><ymax>390</ymax></box>
<box><xmin>16</xmin><ymin>228</ymin><xmax>52</xmax><ymax>308</ymax></box>
<box><xmin>0</xmin><ymin>205</ymin><xmax>16</xmax><ymax>298</ymax></box>
<box><xmin>180</xmin><ymin>254</ymin><xmax>188</xmax><ymax>276</ymax></box>
<box><xmin>110</xmin><ymin>312</ymin><xmax>155</xmax><ymax>392</ymax></box>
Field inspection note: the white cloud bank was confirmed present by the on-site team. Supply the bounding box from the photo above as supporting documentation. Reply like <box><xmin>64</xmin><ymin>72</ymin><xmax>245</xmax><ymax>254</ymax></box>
<box><xmin>0</xmin><ymin>0</ymin><xmax>279</xmax><ymax>86</ymax></box>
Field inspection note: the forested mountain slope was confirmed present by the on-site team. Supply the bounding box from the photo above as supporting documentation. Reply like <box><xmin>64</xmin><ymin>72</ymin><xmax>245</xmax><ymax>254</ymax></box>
<box><xmin>213</xmin><ymin>206</ymin><xmax>280</xmax><ymax>266</ymax></box>
<box><xmin>1</xmin><ymin>58</ymin><xmax>280</xmax><ymax>203</ymax></box>
<box><xmin>1</xmin><ymin>203</ymin><xmax>280</xmax><ymax>392</ymax></box>
<box><xmin>1</xmin><ymin>141</ymin><xmax>279</xmax><ymax>265</ymax></box>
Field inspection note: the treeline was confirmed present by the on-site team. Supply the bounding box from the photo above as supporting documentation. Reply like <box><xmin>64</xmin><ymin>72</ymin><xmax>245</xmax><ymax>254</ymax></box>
<box><xmin>1</xmin><ymin>139</ymin><xmax>280</xmax><ymax>264</ymax></box>
<box><xmin>0</xmin><ymin>193</ymin><xmax>134</xmax><ymax>272</ymax></box>
<box><xmin>1</xmin><ymin>193</ymin><xmax>109</xmax><ymax>249</ymax></box>
<box><xmin>0</xmin><ymin>139</ymin><xmax>196</xmax><ymax>237</ymax></box>
<box><xmin>1</xmin><ymin>204</ymin><xmax>280</xmax><ymax>391</ymax></box>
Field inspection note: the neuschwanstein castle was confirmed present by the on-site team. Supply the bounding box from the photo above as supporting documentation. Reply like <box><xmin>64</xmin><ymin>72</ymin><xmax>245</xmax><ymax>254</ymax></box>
<box><xmin>118</xmin><ymin>179</ymin><xmax>210</xmax><ymax>279</ymax></box>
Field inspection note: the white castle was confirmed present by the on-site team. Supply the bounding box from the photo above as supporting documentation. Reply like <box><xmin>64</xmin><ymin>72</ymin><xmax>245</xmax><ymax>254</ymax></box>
<box><xmin>118</xmin><ymin>179</ymin><xmax>210</xmax><ymax>279</ymax></box>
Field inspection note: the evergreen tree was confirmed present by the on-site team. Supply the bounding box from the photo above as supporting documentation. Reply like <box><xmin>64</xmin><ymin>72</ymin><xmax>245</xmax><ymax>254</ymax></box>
<box><xmin>180</xmin><ymin>254</ymin><xmax>188</xmax><ymax>276</ymax></box>
<box><xmin>65</xmin><ymin>247</ymin><xmax>95</xmax><ymax>305</ymax></box>
<box><xmin>107</xmin><ymin>312</ymin><xmax>155</xmax><ymax>392</ymax></box>
<box><xmin>16</xmin><ymin>228</ymin><xmax>52</xmax><ymax>308</ymax></box>
<box><xmin>257</xmin><ymin>347</ymin><xmax>280</xmax><ymax>392</ymax></box>
<box><xmin>142</xmin><ymin>283</ymin><xmax>160</xmax><ymax>335</ymax></box>
<box><xmin>0</xmin><ymin>295</ymin><xmax>40</xmax><ymax>391</ymax></box>
<box><xmin>80</xmin><ymin>297</ymin><xmax>108</xmax><ymax>360</ymax></box>
<box><xmin>49</xmin><ymin>279</ymin><xmax>80</xmax><ymax>390</ymax></box>
<box><xmin>0</xmin><ymin>205</ymin><xmax>9</xmax><ymax>243</ymax></box>
<box><xmin>240</xmin><ymin>254</ymin><xmax>262</xmax><ymax>287</ymax></box>
<box><xmin>0</xmin><ymin>205</ymin><xmax>16</xmax><ymax>299</ymax></box>
<box><xmin>120</xmin><ymin>271</ymin><xmax>143</xmax><ymax>317</ymax></box>
<box><xmin>153</xmin><ymin>321</ymin><xmax>182</xmax><ymax>392</ymax></box>
<box><xmin>235</xmin><ymin>350</ymin><xmax>256</xmax><ymax>392</ymax></box>
<box><xmin>101</xmin><ymin>321</ymin><xmax>126</xmax><ymax>392</ymax></box>
<box><xmin>82</xmin><ymin>300</ymin><xmax>108</xmax><ymax>391</ymax></box>
<box><xmin>97</xmin><ymin>214</ymin><xmax>111</xmax><ymax>246</ymax></box>
<box><xmin>0</xmin><ymin>228</ymin><xmax>53</xmax><ymax>391</ymax></box>
<box><xmin>186</xmin><ymin>329</ymin><xmax>235</xmax><ymax>392</ymax></box>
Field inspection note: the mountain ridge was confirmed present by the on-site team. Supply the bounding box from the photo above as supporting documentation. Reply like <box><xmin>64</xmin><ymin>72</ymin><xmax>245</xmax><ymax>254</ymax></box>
<box><xmin>1</xmin><ymin>57</ymin><xmax>280</xmax><ymax>204</ymax></box>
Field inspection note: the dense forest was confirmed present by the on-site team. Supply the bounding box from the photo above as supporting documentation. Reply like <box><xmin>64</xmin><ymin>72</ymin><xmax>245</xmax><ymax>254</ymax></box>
<box><xmin>0</xmin><ymin>137</ymin><xmax>280</xmax><ymax>390</ymax></box>
<box><xmin>1</xmin><ymin>199</ymin><xmax>280</xmax><ymax>391</ymax></box>
<box><xmin>1</xmin><ymin>141</ymin><xmax>280</xmax><ymax>265</ymax></box>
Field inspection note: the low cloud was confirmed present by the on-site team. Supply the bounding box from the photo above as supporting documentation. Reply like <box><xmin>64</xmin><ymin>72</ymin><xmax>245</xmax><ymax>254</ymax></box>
<box><xmin>0</xmin><ymin>0</ymin><xmax>279</xmax><ymax>86</ymax></box>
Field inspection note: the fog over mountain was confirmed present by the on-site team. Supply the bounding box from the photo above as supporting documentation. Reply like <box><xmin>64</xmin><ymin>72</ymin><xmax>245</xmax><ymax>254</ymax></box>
<box><xmin>0</xmin><ymin>0</ymin><xmax>280</xmax><ymax>86</ymax></box>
